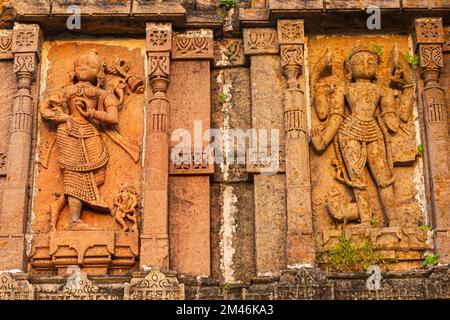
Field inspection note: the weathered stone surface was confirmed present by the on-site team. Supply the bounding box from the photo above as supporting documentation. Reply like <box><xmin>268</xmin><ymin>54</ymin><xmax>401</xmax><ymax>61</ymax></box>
<box><xmin>167</xmin><ymin>59</ymin><xmax>212</xmax><ymax>276</ymax></box>
<box><xmin>254</xmin><ymin>174</ymin><xmax>286</xmax><ymax>274</ymax></box>
<box><xmin>14</xmin><ymin>0</ymin><xmax>50</xmax><ymax>15</ymax></box>
<box><xmin>169</xmin><ymin>176</ymin><xmax>210</xmax><ymax>276</ymax></box>
<box><xmin>403</xmin><ymin>0</ymin><xmax>449</xmax><ymax>9</ymax></box>
<box><xmin>51</xmin><ymin>0</ymin><xmax>131</xmax><ymax>15</ymax></box>
<box><xmin>212</xmin><ymin>67</ymin><xmax>251</xmax><ymax>182</ymax></box>
<box><xmin>247</xmin><ymin>55</ymin><xmax>285</xmax><ymax>173</ymax></box>
<box><xmin>133</xmin><ymin>0</ymin><xmax>186</xmax><ymax>15</ymax></box>
<box><xmin>211</xmin><ymin>182</ymin><xmax>255</xmax><ymax>284</ymax></box>
<box><xmin>214</xmin><ymin>38</ymin><xmax>245</xmax><ymax>68</ymax></box>
<box><xmin>324</xmin><ymin>0</ymin><xmax>400</xmax><ymax>9</ymax></box>
<box><xmin>0</xmin><ymin>0</ymin><xmax>448</xmax><ymax>302</ymax></box>
<box><xmin>269</xmin><ymin>0</ymin><xmax>323</xmax><ymax>10</ymax></box>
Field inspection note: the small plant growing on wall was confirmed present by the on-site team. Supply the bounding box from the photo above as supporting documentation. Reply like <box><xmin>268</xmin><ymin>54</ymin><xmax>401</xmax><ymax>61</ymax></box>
<box><xmin>319</xmin><ymin>231</ymin><xmax>384</xmax><ymax>272</ymax></box>
<box><xmin>372</xmin><ymin>44</ymin><xmax>383</xmax><ymax>58</ymax></box>
<box><xmin>405</xmin><ymin>52</ymin><xmax>419</xmax><ymax>68</ymax></box>
<box><xmin>417</xmin><ymin>143</ymin><xmax>423</xmax><ymax>157</ymax></box>
<box><xmin>221</xmin><ymin>0</ymin><xmax>236</xmax><ymax>11</ymax></box>
<box><xmin>419</xmin><ymin>223</ymin><xmax>430</xmax><ymax>232</ymax></box>
<box><xmin>219</xmin><ymin>92</ymin><xmax>230</xmax><ymax>105</ymax></box>
<box><xmin>222</xmin><ymin>283</ymin><xmax>231</xmax><ymax>294</ymax></box>
<box><xmin>423</xmin><ymin>254</ymin><xmax>439</xmax><ymax>267</ymax></box>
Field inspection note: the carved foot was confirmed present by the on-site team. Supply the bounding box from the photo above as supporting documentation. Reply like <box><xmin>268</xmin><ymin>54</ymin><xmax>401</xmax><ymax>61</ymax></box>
<box><xmin>326</xmin><ymin>192</ymin><xmax>359</xmax><ymax>223</ymax></box>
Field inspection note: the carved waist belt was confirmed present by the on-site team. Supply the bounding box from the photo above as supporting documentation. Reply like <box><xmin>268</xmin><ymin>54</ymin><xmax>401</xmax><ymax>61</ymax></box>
<box><xmin>339</xmin><ymin>114</ymin><xmax>383</xmax><ymax>142</ymax></box>
<box><xmin>67</xmin><ymin>119</ymin><xmax>100</xmax><ymax>138</ymax></box>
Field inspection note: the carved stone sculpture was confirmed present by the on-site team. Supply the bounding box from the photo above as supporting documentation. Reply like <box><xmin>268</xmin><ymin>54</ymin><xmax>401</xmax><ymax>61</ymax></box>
<box><xmin>112</xmin><ymin>184</ymin><xmax>139</xmax><ymax>232</ymax></box>
<box><xmin>39</xmin><ymin>50</ymin><xmax>142</xmax><ymax>231</ymax></box>
<box><xmin>311</xmin><ymin>42</ymin><xmax>416</xmax><ymax>227</ymax></box>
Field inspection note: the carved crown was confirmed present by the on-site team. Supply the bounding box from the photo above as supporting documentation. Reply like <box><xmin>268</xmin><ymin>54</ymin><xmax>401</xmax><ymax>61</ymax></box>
<box><xmin>348</xmin><ymin>42</ymin><xmax>378</xmax><ymax>61</ymax></box>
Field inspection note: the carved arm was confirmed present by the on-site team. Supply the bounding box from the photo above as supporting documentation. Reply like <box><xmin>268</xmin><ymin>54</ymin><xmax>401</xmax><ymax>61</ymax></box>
<box><xmin>311</xmin><ymin>84</ymin><xmax>345</xmax><ymax>152</ymax></box>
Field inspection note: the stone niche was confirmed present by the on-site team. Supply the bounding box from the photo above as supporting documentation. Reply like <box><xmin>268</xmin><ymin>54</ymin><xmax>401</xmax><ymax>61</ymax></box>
<box><xmin>308</xmin><ymin>35</ymin><xmax>429</xmax><ymax>270</ymax></box>
<box><xmin>29</xmin><ymin>40</ymin><xmax>146</xmax><ymax>276</ymax></box>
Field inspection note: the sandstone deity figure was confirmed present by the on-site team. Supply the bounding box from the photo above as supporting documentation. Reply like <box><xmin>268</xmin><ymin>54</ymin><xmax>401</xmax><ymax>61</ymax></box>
<box><xmin>311</xmin><ymin>42</ymin><xmax>415</xmax><ymax>227</ymax></box>
<box><xmin>39</xmin><ymin>50</ymin><xmax>141</xmax><ymax>231</ymax></box>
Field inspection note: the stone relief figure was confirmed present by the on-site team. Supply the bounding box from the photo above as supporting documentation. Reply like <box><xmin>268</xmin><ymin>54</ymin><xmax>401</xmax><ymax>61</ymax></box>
<box><xmin>112</xmin><ymin>184</ymin><xmax>139</xmax><ymax>232</ymax></box>
<box><xmin>310</xmin><ymin>42</ymin><xmax>416</xmax><ymax>227</ymax></box>
<box><xmin>39</xmin><ymin>50</ymin><xmax>143</xmax><ymax>231</ymax></box>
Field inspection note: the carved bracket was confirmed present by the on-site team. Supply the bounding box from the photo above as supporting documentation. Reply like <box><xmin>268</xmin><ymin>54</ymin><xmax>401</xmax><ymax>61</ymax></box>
<box><xmin>172</xmin><ymin>29</ymin><xmax>214</xmax><ymax>60</ymax></box>
<box><xmin>243</xmin><ymin>28</ymin><xmax>279</xmax><ymax>55</ymax></box>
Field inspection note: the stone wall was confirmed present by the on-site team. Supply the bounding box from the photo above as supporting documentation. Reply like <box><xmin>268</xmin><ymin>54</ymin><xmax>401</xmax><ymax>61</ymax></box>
<box><xmin>0</xmin><ymin>0</ymin><xmax>448</xmax><ymax>300</ymax></box>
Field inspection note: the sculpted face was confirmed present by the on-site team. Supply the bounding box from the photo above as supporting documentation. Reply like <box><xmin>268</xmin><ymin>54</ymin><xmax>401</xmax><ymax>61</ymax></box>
<box><xmin>349</xmin><ymin>51</ymin><xmax>378</xmax><ymax>81</ymax></box>
<box><xmin>74</xmin><ymin>53</ymin><xmax>101</xmax><ymax>83</ymax></box>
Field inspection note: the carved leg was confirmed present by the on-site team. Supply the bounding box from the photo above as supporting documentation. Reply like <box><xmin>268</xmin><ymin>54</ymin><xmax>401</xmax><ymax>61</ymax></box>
<box><xmin>366</xmin><ymin>140</ymin><xmax>398</xmax><ymax>226</ymax></box>
<box><xmin>68</xmin><ymin>196</ymin><xmax>83</xmax><ymax>227</ymax></box>
<box><xmin>338</xmin><ymin>134</ymin><xmax>372</xmax><ymax>225</ymax></box>
<box><xmin>50</xmin><ymin>195</ymin><xmax>67</xmax><ymax>231</ymax></box>
<box><xmin>353</xmin><ymin>189</ymin><xmax>372</xmax><ymax>225</ymax></box>
<box><xmin>115</xmin><ymin>211</ymin><xmax>129</xmax><ymax>232</ymax></box>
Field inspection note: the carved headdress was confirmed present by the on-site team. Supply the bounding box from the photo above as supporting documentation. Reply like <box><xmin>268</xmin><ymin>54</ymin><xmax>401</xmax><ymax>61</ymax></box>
<box><xmin>348</xmin><ymin>41</ymin><xmax>379</xmax><ymax>61</ymax></box>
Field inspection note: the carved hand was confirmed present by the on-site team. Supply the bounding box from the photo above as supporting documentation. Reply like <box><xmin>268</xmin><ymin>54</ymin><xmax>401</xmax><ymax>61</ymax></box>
<box><xmin>383</xmin><ymin>112</ymin><xmax>399</xmax><ymax>133</ymax></box>
<box><xmin>75</xmin><ymin>100</ymin><xmax>94</xmax><ymax>119</ymax></box>
<box><xmin>311</xmin><ymin>126</ymin><xmax>327</xmax><ymax>151</ymax></box>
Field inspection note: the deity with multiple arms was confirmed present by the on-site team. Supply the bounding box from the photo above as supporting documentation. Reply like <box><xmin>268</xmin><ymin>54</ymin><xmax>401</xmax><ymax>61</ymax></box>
<box><xmin>310</xmin><ymin>42</ymin><xmax>416</xmax><ymax>227</ymax></box>
<box><xmin>39</xmin><ymin>50</ymin><xmax>143</xmax><ymax>231</ymax></box>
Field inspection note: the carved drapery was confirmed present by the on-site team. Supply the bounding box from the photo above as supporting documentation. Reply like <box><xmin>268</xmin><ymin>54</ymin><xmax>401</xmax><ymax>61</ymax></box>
<box><xmin>415</xmin><ymin>18</ymin><xmax>449</xmax><ymax>264</ymax></box>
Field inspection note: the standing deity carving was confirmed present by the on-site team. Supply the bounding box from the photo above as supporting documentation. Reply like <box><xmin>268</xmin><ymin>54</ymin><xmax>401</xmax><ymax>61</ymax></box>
<box><xmin>311</xmin><ymin>42</ymin><xmax>417</xmax><ymax>227</ymax></box>
<box><xmin>39</xmin><ymin>50</ymin><xmax>143</xmax><ymax>231</ymax></box>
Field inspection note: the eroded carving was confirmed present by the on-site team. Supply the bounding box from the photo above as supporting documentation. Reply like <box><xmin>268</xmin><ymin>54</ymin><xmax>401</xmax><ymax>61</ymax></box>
<box><xmin>0</xmin><ymin>272</ymin><xmax>33</xmax><ymax>300</ymax></box>
<box><xmin>243</xmin><ymin>28</ymin><xmax>279</xmax><ymax>55</ymax></box>
<box><xmin>39</xmin><ymin>50</ymin><xmax>142</xmax><ymax>231</ymax></box>
<box><xmin>278</xmin><ymin>20</ymin><xmax>304</xmax><ymax>45</ymax></box>
<box><xmin>311</xmin><ymin>42</ymin><xmax>417</xmax><ymax>227</ymax></box>
<box><xmin>414</xmin><ymin>18</ymin><xmax>444</xmax><ymax>43</ymax></box>
<box><xmin>0</xmin><ymin>30</ymin><xmax>13</xmax><ymax>59</ymax></box>
<box><xmin>125</xmin><ymin>268</ymin><xmax>185</xmax><ymax>300</ymax></box>
<box><xmin>112</xmin><ymin>184</ymin><xmax>140</xmax><ymax>232</ymax></box>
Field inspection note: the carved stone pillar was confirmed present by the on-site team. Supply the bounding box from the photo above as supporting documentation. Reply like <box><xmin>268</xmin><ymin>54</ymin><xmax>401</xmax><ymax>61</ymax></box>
<box><xmin>0</xmin><ymin>24</ymin><xmax>41</xmax><ymax>270</ymax></box>
<box><xmin>243</xmin><ymin>27</ymin><xmax>287</xmax><ymax>273</ymax></box>
<box><xmin>277</xmin><ymin>20</ymin><xmax>314</xmax><ymax>265</ymax></box>
<box><xmin>414</xmin><ymin>18</ymin><xmax>450</xmax><ymax>263</ymax></box>
<box><xmin>141</xmin><ymin>22</ymin><xmax>172</xmax><ymax>268</ymax></box>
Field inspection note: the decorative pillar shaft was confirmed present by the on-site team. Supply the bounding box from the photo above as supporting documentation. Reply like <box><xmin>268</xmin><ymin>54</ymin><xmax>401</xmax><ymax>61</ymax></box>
<box><xmin>277</xmin><ymin>20</ymin><xmax>314</xmax><ymax>265</ymax></box>
<box><xmin>0</xmin><ymin>24</ymin><xmax>41</xmax><ymax>270</ymax></box>
<box><xmin>141</xmin><ymin>22</ymin><xmax>172</xmax><ymax>268</ymax></box>
<box><xmin>414</xmin><ymin>18</ymin><xmax>449</xmax><ymax>263</ymax></box>
<box><xmin>244</xmin><ymin>27</ymin><xmax>287</xmax><ymax>273</ymax></box>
